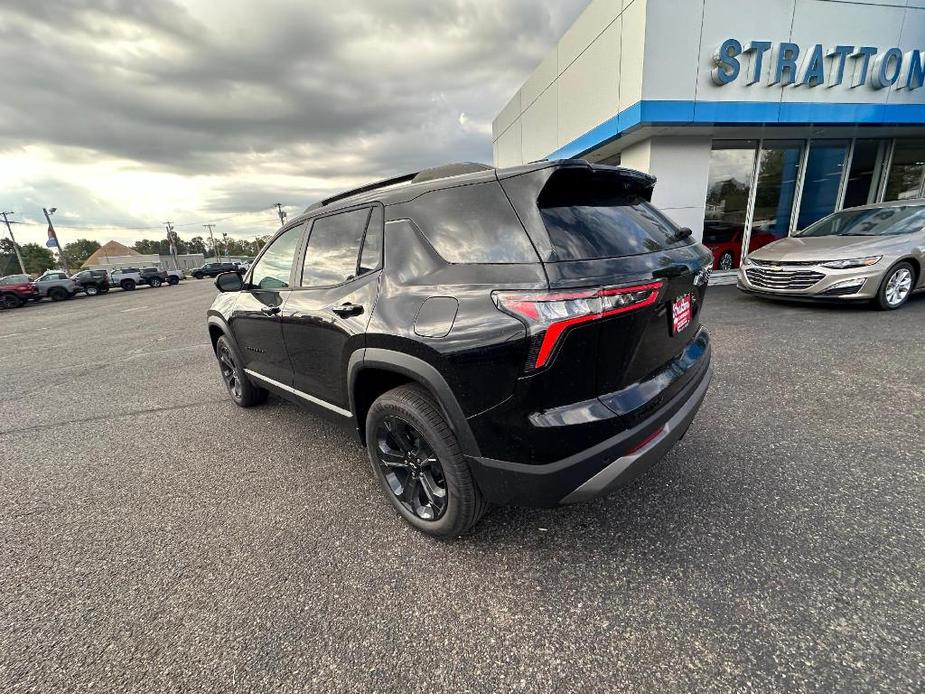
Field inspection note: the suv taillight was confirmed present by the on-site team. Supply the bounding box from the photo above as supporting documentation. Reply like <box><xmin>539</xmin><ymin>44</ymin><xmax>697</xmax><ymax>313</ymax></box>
<box><xmin>492</xmin><ymin>281</ymin><xmax>663</xmax><ymax>370</ymax></box>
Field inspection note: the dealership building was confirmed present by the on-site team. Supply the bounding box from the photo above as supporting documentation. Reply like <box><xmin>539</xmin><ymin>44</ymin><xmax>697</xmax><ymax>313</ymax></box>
<box><xmin>492</xmin><ymin>0</ymin><xmax>925</xmax><ymax>272</ymax></box>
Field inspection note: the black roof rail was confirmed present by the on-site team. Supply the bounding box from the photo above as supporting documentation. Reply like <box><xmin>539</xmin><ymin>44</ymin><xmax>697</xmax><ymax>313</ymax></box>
<box><xmin>304</xmin><ymin>172</ymin><xmax>419</xmax><ymax>212</ymax></box>
<box><xmin>411</xmin><ymin>162</ymin><xmax>493</xmax><ymax>183</ymax></box>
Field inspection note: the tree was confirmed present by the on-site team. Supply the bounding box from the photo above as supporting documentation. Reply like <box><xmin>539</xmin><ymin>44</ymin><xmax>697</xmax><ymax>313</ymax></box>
<box><xmin>62</xmin><ymin>238</ymin><xmax>101</xmax><ymax>268</ymax></box>
<box><xmin>187</xmin><ymin>236</ymin><xmax>206</xmax><ymax>255</ymax></box>
<box><xmin>18</xmin><ymin>243</ymin><xmax>57</xmax><ymax>274</ymax></box>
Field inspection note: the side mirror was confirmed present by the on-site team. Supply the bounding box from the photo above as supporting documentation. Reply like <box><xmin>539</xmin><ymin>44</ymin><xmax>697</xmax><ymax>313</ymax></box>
<box><xmin>678</xmin><ymin>227</ymin><xmax>693</xmax><ymax>239</ymax></box>
<box><xmin>215</xmin><ymin>271</ymin><xmax>244</xmax><ymax>292</ymax></box>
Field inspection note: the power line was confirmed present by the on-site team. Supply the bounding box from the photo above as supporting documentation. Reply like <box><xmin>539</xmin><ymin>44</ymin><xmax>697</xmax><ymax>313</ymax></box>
<box><xmin>4</xmin><ymin>205</ymin><xmax>281</xmax><ymax>231</ymax></box>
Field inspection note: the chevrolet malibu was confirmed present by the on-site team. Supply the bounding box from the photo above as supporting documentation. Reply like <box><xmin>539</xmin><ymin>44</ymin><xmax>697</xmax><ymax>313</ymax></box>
<box><xmin>738</xmin><ymin>200</ymin><xmax>925</xmax><ymax>310</ymax></box>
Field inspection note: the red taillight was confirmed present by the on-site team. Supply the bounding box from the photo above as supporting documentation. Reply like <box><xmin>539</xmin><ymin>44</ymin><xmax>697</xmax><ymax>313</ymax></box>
<box><xmin>493</xmin><ymin>281</ymin><xmax>663</xmax><ymax>370</ymax></box>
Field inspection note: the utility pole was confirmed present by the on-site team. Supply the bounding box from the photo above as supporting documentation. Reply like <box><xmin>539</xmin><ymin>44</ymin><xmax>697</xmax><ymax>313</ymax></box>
<box><xmin>42</xmin><ymin>207</ymin><xmax>68</xmax><ymax>273</ymax></box>
<box><xmin>0</xmin><ymin>211</ymin><xmax>26</xmax><ymax>275</ymax></box>
<box><xmin>203</xmin><ymin>224</ymin><xmax>217</xmax><ymax>259</ymax></box>
<box><xmin>164</xmin><ymin>221</ymin><xmax>179</xmax><ymax>271</ymax></box>
<box><xmin>274</xmin><ymin>203</ymin><xmax>287</xmax><ymax>227</ymax></box>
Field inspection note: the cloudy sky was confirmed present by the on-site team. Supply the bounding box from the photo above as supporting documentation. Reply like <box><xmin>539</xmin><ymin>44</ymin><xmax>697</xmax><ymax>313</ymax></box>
<box><xmin>0</xmin><ymin>0</ymin><xmax>588</xmax><ymax>248</ymax></box>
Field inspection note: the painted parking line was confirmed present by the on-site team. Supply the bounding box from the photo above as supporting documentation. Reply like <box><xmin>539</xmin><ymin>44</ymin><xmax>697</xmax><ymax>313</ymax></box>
<box><xmin>119</xmin><ymin>305</ymin><xmax>149</xmax><ymax>313</ymax></box>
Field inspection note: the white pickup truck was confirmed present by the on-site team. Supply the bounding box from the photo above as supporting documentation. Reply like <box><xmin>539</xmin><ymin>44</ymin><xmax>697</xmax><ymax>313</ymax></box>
<box><xmin>109</xmin><ymin>267</ymin><xmax>183</xmax><ymax>290</ymax></box>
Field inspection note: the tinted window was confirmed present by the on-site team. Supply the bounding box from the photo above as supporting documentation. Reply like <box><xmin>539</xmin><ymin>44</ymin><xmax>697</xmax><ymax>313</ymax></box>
<box><xmin>301</xmin><ymin>208</ymin><xmax>369</xmax><ymax>287</ymax></box>
<box><xmin>407</xmin><ymin>182</ymin><xmax>538</xmax><ymax>263</ymax></box>
<box><xmin>538</xmin><ymin>169</ymin><xmax>693</xmax><ymax>260</ymax></box>
<box><xmin>796</xmin><ymin>205</ymin><xmax>925</xmax><ymax>237</ymax></box>
<box><xmin>359</xmin><ymin>207</ymin><xmax>383</xmax><ymax>275</ymax></box>
<box><xmin>1</xmin><ymin>274</ymin><xmax>30</xmax><ymax>285</ymax></box>
<box><xmin>250</xmin><ymin>224</ymin><xmax>303</xmax><ymax>289</ymax></box>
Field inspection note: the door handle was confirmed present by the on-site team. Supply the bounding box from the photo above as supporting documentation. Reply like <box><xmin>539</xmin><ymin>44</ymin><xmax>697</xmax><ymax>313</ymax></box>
<box><xmin>331</xmin><ymin>303</ymin><xmax>363</xmax><ymax>317</ymax></box>
<box><xmin>260</xmin><ymin>305</ymin><xmax>281</xmax><ymax>316</ymax></box>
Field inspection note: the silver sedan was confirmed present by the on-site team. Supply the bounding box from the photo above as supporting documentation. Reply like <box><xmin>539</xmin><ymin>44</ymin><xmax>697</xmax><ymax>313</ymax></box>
<box><xmin>737</xmin><ymin>200</ymin><xmax>925</xmax><ymax>310</ymax></box>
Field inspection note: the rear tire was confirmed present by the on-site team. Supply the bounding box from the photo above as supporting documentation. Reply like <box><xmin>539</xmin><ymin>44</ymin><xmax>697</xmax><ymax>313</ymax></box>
<box><xmin>167</xmin><ymin>276</ymin><xmax>179</xmax><ymax>285</ymax></box>
<box><xmin>49</xmin><ymin>287</ymin><xmax>67</xmax><ymax>301</ymax></box>
<box><xmin>99</xmin><ymin>286</ymin><xmax>110</xmax><ymax>294</ymax></box>
<box><xmin>84</xmin><ymin>285</ymin><xmax>99</xmax><ymax>296</ymax></box>
<box><xmin>366</xmin><ymin>384</ymin><xmax>486</xmax><ymax>538</ymax></box>
<box><xmin>148</xmin><ymin>277</ymin><xmax>163</xmax><ymax>288</ymax></box>
<box><xmin>193</xmin><ymin>272</ymin><xmax>204</xmax><ymax>280</ymax></box>
<box><xmin>1</xmin><ymin>293</ymin><xmax>22</xmax><ymax>309</ymax></box>
<box><xmin>215</xmin><ymin>335</ymin><xmax>267</xmax><ymax>407</ymax></box>
<box><xmin>876</xmin><ymin>261</ymin><xmax>915</xmax><ymax>310</ymax></box>
<box><xmin>718</xmin><ymin>252</ymin><xmax>734</xmax><ymax>271</ymax></box>
<box><xmin>121</xmin><ymin>280</ymin><xmax>136</xmax><ymax>291</ymax></box>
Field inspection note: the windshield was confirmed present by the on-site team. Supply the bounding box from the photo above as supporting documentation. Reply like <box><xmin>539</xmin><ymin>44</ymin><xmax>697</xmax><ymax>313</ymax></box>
<box><xmin>796</xmin><ymin>205</ymin><xmax>925</xmax><ymax>237</ymax></box>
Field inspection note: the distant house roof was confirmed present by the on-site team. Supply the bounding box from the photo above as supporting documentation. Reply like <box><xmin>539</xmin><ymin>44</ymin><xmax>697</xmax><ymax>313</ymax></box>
<box><xmin>81</xmin><ymin>241</ymin><xmax>141</xmax><ymax>268</ymax></box>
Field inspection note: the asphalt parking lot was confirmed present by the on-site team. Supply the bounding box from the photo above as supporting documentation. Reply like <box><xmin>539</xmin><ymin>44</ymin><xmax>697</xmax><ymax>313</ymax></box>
<box><xmin>1</xmin><ymin>280</ymin><xmax>923</xmax><ymax>692</ymax></box>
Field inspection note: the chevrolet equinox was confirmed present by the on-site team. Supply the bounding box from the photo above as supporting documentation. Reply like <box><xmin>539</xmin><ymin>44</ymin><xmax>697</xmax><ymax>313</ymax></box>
<box><xmin>207</xmin><ymin>160</ymin><xmax>714</xmax><ymax>537</ymax></box>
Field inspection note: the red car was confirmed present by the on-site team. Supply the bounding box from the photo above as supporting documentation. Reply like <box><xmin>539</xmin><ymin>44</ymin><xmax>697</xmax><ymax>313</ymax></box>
<box><xmin>702</xmin><ymin>222</ymin><xmax>778</xmax><ymax>271</ymax></box>
<box><xmin>0</xmin><ymin>273</ymin><xmax>39</xmax><ymax>309</ymax></box>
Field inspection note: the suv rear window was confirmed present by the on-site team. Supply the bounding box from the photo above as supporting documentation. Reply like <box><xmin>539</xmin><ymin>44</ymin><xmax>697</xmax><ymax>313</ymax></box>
<box><xmin>538</xmin><ymin>169</ymin><xmax>694</xmax><ymax>261</ymax></box>
<box><xmin>404</xmin><ymin>181</ymin><xmax>538</xmax><ymax>264</ymax></box>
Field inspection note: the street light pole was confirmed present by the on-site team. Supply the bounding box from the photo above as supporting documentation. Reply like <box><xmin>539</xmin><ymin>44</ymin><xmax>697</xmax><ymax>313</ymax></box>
<box><xmin>222</xmin><ymin>232</ymin><xmax>229</xmax><ymax>257</ymax></box>
<box><xmin>203</xmin><ymin>224</ymin><xmax>217</xmax><ymax>259</ymax></box>
<box><xmin>42</xmin><ymin>207</ymin><xmax>68</xmax><ymax>273</ymax></box>
<box><xmin>0</xmin><ymin>211</ymin><xmax>26</xmax><ymax>274</ymax></box>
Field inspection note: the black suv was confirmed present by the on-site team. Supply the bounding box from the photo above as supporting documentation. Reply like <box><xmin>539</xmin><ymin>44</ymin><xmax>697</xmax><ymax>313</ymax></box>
<box><xmin>192</xmin><ymin>262</ymin><xmax>239</xmax><ymax>279</ymax></box>
<box><xmin>207</xmin><ymin>160</ymin><xmax>714</xmax><ymax>537</ymax></box>
<box><xmin>72</xmin><ymin>269</ymin><xmax>110</xmax><ymax>296</ymax></box>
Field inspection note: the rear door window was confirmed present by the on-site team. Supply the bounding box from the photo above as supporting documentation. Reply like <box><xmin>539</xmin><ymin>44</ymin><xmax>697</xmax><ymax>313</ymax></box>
<box><xmin>538</xmin><ymin>169</ymin><xmax>693</xmax><ymax>260</ymax></box>
<box><xmin>301</xmin><ymin>207</ymin><xmax>370</xmax><ymax>287</ymax></box>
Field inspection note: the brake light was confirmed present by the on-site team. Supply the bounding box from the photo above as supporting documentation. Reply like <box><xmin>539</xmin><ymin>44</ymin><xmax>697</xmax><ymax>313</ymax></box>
<box><xmin>493</xmin><ymin>281</ymin><xmax>663</xmax><ymax>369</ymax></box>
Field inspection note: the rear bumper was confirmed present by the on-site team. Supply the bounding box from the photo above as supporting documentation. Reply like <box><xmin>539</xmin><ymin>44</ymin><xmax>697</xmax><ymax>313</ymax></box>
<box><xmin>466</xmin><ymin>353</ymin><xmax>712</xmax><ymax>507</ymax></box>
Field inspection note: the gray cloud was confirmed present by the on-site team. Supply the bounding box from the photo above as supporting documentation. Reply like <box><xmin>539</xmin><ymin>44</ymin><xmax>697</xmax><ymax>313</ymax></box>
<box><xmin>0</xmin><ymin>0</ymin><xmax>588</xmax><ymax>240</ymax></box>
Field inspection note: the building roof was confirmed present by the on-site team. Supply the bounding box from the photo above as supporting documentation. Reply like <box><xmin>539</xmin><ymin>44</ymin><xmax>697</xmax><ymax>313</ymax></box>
<box><xmin>81</xmin><ymin>241</ymin><xmax>141</xmax><ymax>268</ymax></box>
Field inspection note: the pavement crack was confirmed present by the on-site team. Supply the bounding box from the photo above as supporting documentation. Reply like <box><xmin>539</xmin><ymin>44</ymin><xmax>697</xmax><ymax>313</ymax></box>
<box><xmin>0</xmin><ymin>400</ymin><xmax>222</xmax><ymax>437</ymax></box>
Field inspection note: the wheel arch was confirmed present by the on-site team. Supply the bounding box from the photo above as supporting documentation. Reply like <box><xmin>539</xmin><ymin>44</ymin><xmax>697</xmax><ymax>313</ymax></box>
<box><xmin>349</xmin><ymin>348</ymin><xmax>481</xmax><ymax>457</ymax></box>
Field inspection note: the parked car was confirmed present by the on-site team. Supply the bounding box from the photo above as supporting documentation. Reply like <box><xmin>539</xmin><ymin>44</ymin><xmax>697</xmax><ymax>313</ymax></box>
<box><xmin>206</xmin><ymin>160</ymin><xmax>714</xmax><ymax>537</ymax></box>
<box><xmin>71</xmin><ymin>269</ymin><xmax>110</xmax><ymax>296</ymax></box>
<box><xmin>738</xmin><ymin>199</ymin><xmax>925</xmax><ymax>310</ymax></box>
<box><xmin>191</xmin><ymin>262</ymin><xmax>240</xmax><ymax>279</ymax></box>
<box><xmin>109</xmin><ymin>268</ymin><xmax>144</xmax><ymax>291</ymax></box>
<box><xmin>33</xmin><ymin>270</ymin><xmax>78</xmax><ymax>301</ymax></box>
<box><xmin>702</xmin><ymin>221</ymin><xmax>779</xmax><ymax>271</ymax></box>
<box><xmin>0</xmin><ymin>273</ymin><xmax>39</xmax><ymax>308</ymax></box>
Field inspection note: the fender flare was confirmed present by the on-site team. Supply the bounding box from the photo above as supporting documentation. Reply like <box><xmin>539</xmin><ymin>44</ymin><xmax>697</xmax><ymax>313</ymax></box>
<box><xmin>349</xmin><ymin>347</ymin><xmax>481</xmax><ymax>457</ymax></box>
<box><xmin>206</xmin><ymin>314</ymin><xmax>247</xmax><ymax>366</ymax></box>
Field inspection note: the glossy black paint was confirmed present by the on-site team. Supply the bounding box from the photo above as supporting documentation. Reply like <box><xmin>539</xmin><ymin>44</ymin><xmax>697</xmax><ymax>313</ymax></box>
<box><xmin>206</xmin><ymin>158</ymin><xmax>714</xmax><ymax>507</ymax></box>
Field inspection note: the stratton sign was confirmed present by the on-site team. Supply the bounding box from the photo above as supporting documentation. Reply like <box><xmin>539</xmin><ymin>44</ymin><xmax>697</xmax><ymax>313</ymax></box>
<box><xmin>712</xmin><ymin>39</ymin><xmax>924</xmax><ymax>90</ymax></box>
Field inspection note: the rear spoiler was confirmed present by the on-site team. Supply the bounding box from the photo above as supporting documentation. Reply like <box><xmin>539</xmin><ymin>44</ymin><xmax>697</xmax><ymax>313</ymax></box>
<box><xmin>496</xmin><ymin>160</ymin><xmax>657</xmax><ymax>261</ymax></box>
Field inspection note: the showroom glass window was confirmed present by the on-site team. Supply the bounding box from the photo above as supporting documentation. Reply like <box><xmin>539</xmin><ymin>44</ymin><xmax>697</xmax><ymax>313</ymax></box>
<box><xmin>301</xmin><ymin>208</ymin><xmax>370</xmax><ymax>287</ymax></box>
<box><xmin>702</xmin><ymin>141</ymin><xmax>758</xmax><ymax>270</ymax></box>
<box><xmin>250</xmin><ymin>224</ymin><xmax>304</xmax><ymax>289</ymax></box>
<box><xmin>749</xmin><ymin>140</ymin><xmax>802</xmax><ymax>253</ymax></box>
<box><xmin>842</xmin><ymin>140</ymin><xmax>889</xmax><ymax>209</ymax></box>
<box><xmin>796</xmin><ymin>140</ymin><xmax>849</xmax><ymax>230</ymax></box>
<box><xmin>883</xmin><ymin>140</ymin><xmax>925</xmax><ymax>201</ymax></box>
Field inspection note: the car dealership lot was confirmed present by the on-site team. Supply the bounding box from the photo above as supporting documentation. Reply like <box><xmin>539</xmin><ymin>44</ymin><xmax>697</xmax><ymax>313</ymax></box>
<box><xmin>1</xmin><ymin>281</ymin><xmax>922</xmax><ymax>692</ymax></box>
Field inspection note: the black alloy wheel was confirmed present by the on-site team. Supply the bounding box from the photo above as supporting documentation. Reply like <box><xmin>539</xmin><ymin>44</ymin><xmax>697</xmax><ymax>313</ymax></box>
<box><xmin>1</xmin><ymin>293</ymin><xmax>22</xmax><ymax>309</ymax></box>
<box><xmin>215</xmin><ymin>335</ymin><xmax>267</xmax><ymax>407</ymax></box>
<box><xmin>374</xmin><ymin>415</ymin><xmax>448</xmax><ymax>521</ymax></box>
<box><xmin>218</xmin><ymin>341</ymin><xmax>242</xmax><ymax>400</ymax></box>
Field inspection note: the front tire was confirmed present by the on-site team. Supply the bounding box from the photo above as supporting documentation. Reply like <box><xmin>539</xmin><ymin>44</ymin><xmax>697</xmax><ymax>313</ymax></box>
<box><xmin>49</xmin><ymin>288</ymin><xmax>67</xmax><ymax>301</ymax></box>
<box><xmin>215</xmin><ymin>335</ymin><xmax>267</xmax><ymax>407</ymax></box>
<box><xmin>148</xmin><ymin>277</ymin><xmax>163</xmax><ymax>287</ymax></box>
<box><xmin>193</xmin><ymin>272</ymin><xmax>204</xmax><ymax>280</ymax></box>
<box><xmin>718</xmin><ymin>251</ymin><xmax>734</xmax><ymax>271</ymax></box>
<box><xmin>84</xmin><ymin>285</ymin><xmax>99</xmax><ymax>296</ymax></box>
<box><xmin>366</xmin><ymin>384</ymin><xmax>486</xmax><ymax>538</ymax></box>
<box><xmin>876</xmin><ymin>262</ymin><xmax>915</xmax><ymax>310</ymax></box>
<box><xmin>121</xmin><ymin>279</ymin><xmax>136</xmax><ymax>291</ymax></box>
<box><xmin>167</xmin><ymin>276</ymin><xmax>179</xmax><ymax>285</ymax></box>
<box><xmin>1</xmin><ymin>293</ymin><xmax>22</xmax><ymax>309</ymax></box>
